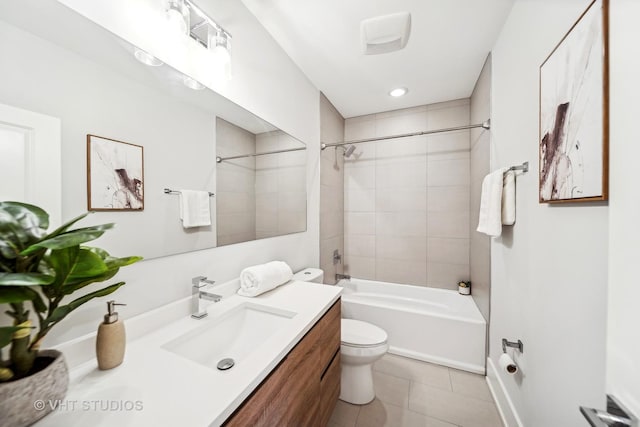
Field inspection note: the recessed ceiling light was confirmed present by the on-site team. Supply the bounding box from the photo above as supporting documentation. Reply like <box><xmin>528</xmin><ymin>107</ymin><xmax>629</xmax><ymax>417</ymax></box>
<box><xmin>183</xmin><ymin>76</ymin><xmax>205</xmax><ymax>90</ymax></box>
<box><xmin>389</xmin><ymin>87</ymin><xmax>408</xmax><ymax>97</ymax></box>
<box><xmin>134</xmin><ymin>48</ymin><xmax>163</xmax><ymax>67</ymax></box>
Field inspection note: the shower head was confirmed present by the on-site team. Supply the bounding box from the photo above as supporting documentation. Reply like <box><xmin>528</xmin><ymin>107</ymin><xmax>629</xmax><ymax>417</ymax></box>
<box><xmin>343</xmin><ymin>145</ymin><xmax>356</xmax><ymax>158</ymax></box>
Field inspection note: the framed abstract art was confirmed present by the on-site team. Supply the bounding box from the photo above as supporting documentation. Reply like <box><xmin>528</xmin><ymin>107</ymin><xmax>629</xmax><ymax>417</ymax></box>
<box><xmin>539</xmin><ymin>0</ymin><xmax>609</xmax><ymax>203</ymax></box>
<box><xmin>87</xmin><ymin>134</ymin><xmax>144</xmax><ymax>211</ymax></box>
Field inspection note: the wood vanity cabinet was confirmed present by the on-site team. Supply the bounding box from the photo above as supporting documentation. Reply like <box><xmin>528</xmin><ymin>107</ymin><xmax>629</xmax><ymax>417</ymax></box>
<box><xmin>224</xmin><ymin>299</ymin><xmax>341</xmax><ymax>427</ymax></box>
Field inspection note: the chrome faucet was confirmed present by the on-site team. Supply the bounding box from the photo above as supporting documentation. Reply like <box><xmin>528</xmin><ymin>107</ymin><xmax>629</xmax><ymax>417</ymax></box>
<box><xmin>191</xmin><ymin>276</ymin><xmax>221</xmax><ymax>319</ymax></box>
<box><xmin>335</xmin><ymin>273</ymin><xmax>351</xmax><ymax>281</ymax></box>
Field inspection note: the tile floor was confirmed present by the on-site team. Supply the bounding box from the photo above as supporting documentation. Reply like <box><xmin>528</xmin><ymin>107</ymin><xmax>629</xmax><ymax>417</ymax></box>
<box><xmin>329</xmin><ymin>354</ymin><xmax>503</xmax><ymax>427</ymax></box>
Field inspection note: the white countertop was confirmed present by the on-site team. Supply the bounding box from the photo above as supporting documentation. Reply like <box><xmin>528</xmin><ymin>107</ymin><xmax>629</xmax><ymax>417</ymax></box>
<box><xmin>35</xmin><ymin>281</ymin><xmax>342</xmax><ymax>427</ymax></box>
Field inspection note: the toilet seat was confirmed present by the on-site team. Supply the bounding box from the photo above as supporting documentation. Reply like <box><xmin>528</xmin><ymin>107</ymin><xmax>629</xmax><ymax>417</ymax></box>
<box><xmin>341</xmin><ymin>319</ymin><xmax>387</xmax><ymax>348</ymax></box>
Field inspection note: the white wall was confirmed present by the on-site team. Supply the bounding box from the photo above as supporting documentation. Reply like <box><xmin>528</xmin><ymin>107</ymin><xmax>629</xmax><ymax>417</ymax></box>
<box><xmin>343</xmin><ymin>101</ymin><xmax>471</xmax><ymax>289</ymax></box>
<box><xmin>4</xmin><ymin>0</ymin><xmax>319</xmax><ymax>346</ymax></box>
<box><xmin>606</xmin><ymin>0</ymin><xmax>640</xmax><ymax>416</ymax></box>
<box><xmin>489</xmin><ymin>1</ymin><xmax>608</xmax><ymax>426</ymax></box>
<box><xmin>469</xmin><ymin>55</ymin><xmax>492</xmax><ymax>322</ymax></box>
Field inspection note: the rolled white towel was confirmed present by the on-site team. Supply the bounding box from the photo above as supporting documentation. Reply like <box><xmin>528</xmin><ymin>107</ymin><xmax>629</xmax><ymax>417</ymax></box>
<box><xmin>237</xmin><ymin>261</ymin><xmax>293</xmax><ymax>297</ymax></box>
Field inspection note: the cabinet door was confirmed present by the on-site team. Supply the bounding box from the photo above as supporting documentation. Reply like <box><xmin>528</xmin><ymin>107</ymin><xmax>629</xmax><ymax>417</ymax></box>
<box><xmin>224</xmin><ymin>299</ymin><xmax>341</xmax><ymax>427</ymax></box>
<box><xmin>319</xmin><ymin>351</ymin><xmax>341</xmax><ymax>427</ymax></box>
<box><xmin>315</xmin><ymin>301</ymin><xmax>341</xmax><ymax>370</ymax></box>
<box><xmin>224</xmin><ymin>356</ymin><xmax>288</xmax><ymax>427</ymax></box>
<box><xmin>274</xmin><ymin>328</ymin><xmax>321</xmax><ymax>427</ymax></box>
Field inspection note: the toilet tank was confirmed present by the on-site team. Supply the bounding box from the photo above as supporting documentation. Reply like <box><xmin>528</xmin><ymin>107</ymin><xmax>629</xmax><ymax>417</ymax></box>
<box><xmin>292</xmin><ymin>268</ymin><xmax>324</xmax><ymax>284</ymax></box>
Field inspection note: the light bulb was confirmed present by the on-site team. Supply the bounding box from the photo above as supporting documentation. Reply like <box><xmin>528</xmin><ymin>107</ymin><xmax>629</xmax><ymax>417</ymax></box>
<box><xmin>208</xmin><ymin>29</ymin><xmax>232</xmax><ymax>80</ymax></box>
<box><xmin>134</xmin><ymin>48</ymin><xmax>163</xmax><ymax>66</ymax></box>
<box><xmin>166</xmin><ymin>0</ymin><xmax>189</xmax><ymax>35</ymax></box>
<box><xmin>389</xmin><ymin>87</ymin><xmax>408</xmax><ymax>97</ymax></box>
<box><xmin>183</xmin><ymin>75</ymin><xmax>205</xmax><ymax>90</ymax></box>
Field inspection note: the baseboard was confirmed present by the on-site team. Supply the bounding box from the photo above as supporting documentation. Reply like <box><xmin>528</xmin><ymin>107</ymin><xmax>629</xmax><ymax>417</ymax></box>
<box><xmin>486</xmin><ymin>357</ymin><xmax>524</xmax><ymax>427</ymax></box>
<box><xmin>388</xmin><ymin>347</ymin><xmax>485</xmax><ymax>375</ymax></box>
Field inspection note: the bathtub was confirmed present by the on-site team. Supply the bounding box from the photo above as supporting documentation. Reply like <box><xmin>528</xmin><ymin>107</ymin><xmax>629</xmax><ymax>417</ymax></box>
<box><xmin>338</xmin><ymin>278</ymin><xmax>486</xmax><ymax>374</ymax></box>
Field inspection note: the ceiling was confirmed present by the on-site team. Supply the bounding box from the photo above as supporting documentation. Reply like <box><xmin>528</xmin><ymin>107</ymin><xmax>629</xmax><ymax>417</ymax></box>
<box><xmin>241</xmin><ymin>0</ymin><xmax>514</xmax><ymax>118</ymax></box>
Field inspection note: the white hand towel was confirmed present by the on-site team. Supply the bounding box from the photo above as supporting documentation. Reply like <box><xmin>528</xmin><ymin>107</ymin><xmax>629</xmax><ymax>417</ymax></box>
<box><xmin>477</xmin><ymin>168</ymin><xmax>508</xmax><ymax>237</ymax></box>
<box><xmin>179</xmin><ymin>190</ymin><xmax>211</xmax><ymax>228</ymax></box>
<box><xmin>238</xmin><ymin>261</ymin><xmax>293</xmax><ymax>297</ymax></box>
<box><xmin>502</xmin><ymin>170</ymin><xmax>516</xmax><ymax>226</ymax></box>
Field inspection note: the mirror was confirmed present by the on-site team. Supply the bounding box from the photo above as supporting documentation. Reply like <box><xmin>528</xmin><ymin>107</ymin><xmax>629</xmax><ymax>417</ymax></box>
<box><xmin>0</xmin><ymin>0</ymin><xmax>306</xmax><ymax>259</ymax></box>
<box><xmin>216</xmin><ymin>119</ymin><xmax>307</xmax><ymax>246</ymax></box>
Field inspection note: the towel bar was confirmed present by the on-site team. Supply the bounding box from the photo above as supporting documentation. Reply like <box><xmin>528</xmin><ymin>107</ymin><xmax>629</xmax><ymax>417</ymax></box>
<box><xmin>164</xmin><ymin>188</ymin><xmax>215</xmax><ymax>197</ymax></box>
<box><xmin>508</xmin><ymin>162</ymin><xmax>529</xmax><ymax>173</ymax></box>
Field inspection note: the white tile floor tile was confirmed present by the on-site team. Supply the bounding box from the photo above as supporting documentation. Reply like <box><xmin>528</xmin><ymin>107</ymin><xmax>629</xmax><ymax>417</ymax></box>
<box><xmin>449</xmin><ymin>368</ymin><xmax>494</xmax><ymax>402</ymax></box>
<box><xmin>374</xmin><ymin>354</ymin><xmax>452</xmax><ymax>391</ymax></box>
<box><xmin>372</xmin><ymin>371</ymin><xmax>411</xmax><ymax>408</ymax></box>
<box><xmin>356</xmin><ymin>398</ymin><xmax>458</xmax><ymax>427</ymax></box>
<box><xmin>330</xmin><ymin>400</ymin><xmax>361</xmax><ymax>427</ymax></box>
<box><xmin>331</xmin><ymin>354</ymin><xmax>503</xmax><ymax>427</ymax></box>
<box><xmin>409</xmin><ymin>382</ymin><xmax>502</xmax><ymax>427</ymax></box>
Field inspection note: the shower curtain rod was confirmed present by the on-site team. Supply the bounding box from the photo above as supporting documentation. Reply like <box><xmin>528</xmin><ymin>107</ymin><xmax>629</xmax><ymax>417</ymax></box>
<box><xmin>321</xmin><ymin>120</ymin><xmax>491</xmax><ymax>150</ymax></box>
<box><xmin>216</xmin><ymin>146</ymin><xmax>306</xmax><ymax>163</ymax></box>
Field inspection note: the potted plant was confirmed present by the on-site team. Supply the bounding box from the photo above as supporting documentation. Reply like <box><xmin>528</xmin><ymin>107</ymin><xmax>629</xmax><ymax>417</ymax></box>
<box><xmin>0</xmin><ymin>201</ymin><xmax>141</xmax><ymax>426</ymax></box>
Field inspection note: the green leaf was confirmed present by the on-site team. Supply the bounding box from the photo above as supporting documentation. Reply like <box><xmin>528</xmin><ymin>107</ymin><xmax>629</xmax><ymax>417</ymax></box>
<box><xmin>20</xmin><ymin>224</ymin><xmax>115</xmax><ymax>255</ymax></box>
<box><xmin>46</xmin><ymin>282</ymin><xmax>125</xmax><ymax>325</ymax></box>
<box><xmin>28</xmin><ymin>289</ymin><xmax>47</xmax><ymax>313</ymax></box>
<box><xmin>45</xmin><ymin>212</ymin><xmax>89</xmax><ymax>237</ymax></box>
<box><xmin>0</xmin><ymin>286</ymin><xmax>35</xmax><ymax>303</ymax></box>
<box><xmin>0</xmin><ymin>273</ymin><xmax>55</xmax><ymax>286</ymax></box>
<box><xmin>0</xmin><ymin>326</ymin><xmax>33</xmax><ymax>349</ymax></box>
<box><xmin>0</xmin><ymin>202</ymin><xmax>49</xmax><ymax>228</ymax></box>
<box><xmin>42</xmin><ymin>246</ymin><xmax>141</xmax><ymax>297</ymax></box>
<box><xmin>0</xmin><ymin>202</ymin><xmax>49</xmax><ymax>257</ymax></box>
<box><xmin>104</xmin><ymin>255</ymin><xmax>143</xmax><ymax>270</ymax></box>
<box><xmin>44</xmin><ymin>246</ymin><xmax>79</xmax><ymax>290</ymax></box>
<box><xmin>68</xmin><ymin>249</ymin><xmax>110</xmax><ymax>278</ymax></box>
<box><xmin>48</xmin><ymin>247</ymin><xmax>110</xmax><ymax>295</ymax></box>
<box><xmin>0</xmin><ymin>286</ymin><xmax>46</xmax><ymax>313</ymax></box>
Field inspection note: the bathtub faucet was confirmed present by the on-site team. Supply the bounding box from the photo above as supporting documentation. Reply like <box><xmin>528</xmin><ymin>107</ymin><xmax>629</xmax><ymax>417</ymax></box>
<box><xmin>335</xmin><ymin>273</ymin><xmax>351</xmax><ymax>281</ymax></box>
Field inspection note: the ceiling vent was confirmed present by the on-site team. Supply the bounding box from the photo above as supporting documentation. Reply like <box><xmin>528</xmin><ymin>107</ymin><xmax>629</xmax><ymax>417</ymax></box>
<box><xmin>361</xmin><ymin>12</ymin><xmax>411</xmax><ymax>55</ymax></box>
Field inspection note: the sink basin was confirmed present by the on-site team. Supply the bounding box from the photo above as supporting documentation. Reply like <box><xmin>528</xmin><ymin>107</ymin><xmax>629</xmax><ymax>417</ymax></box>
<box><xmin>162</xmin><ymin>303</ymin><xmax>297</xmax><ymax>370</ymax></box>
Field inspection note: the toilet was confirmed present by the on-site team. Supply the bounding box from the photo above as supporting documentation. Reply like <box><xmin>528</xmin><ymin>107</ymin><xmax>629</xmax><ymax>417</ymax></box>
<box><xmin>292</xmin><ymin>268</ymin><xmax>389</xmax><ymax>405</ymax></box>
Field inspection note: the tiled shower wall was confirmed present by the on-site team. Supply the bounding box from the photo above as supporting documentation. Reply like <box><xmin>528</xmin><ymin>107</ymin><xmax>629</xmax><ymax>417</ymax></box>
<box><xmin>255</xmin><ymin>131</ymin><xmax>307</xmax><ymax>239</ymax></box>
<box><xmin>343</xmin><ymin>100</ymin><xmax>471</xmax><ymax>289</ymax></box>
<box><xmin>216</xmin><ymin>118</ymin><xmax>256</xmax><ymax>246</ymax></box>
<box><xmin>217</xmin><ymin>118</ymin><xmax>306</xmax><ymax>246</ymax></box>
<box><xmin>319</xmin><ymin>93</ymin><xmax>345</xmax><ymax>284</ymax></box>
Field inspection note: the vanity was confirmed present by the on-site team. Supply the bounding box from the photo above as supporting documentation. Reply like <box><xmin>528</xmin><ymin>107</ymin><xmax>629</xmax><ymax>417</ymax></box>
<box><xmin>35</xmin><ymin>281</ymin><xmax>342</xmax><ymax>427</ymax></box>
<box><xmin>225</xmin><ymin>299</ymin><xmax>340</xmax><ymax>426</ymax></box>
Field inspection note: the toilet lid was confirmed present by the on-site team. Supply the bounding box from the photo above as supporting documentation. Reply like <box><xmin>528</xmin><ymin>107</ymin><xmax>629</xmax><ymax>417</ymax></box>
<box><xmin>341</xmin><ymin>319</ymin><xmax>387</xmax><ymax>347</ymax></box>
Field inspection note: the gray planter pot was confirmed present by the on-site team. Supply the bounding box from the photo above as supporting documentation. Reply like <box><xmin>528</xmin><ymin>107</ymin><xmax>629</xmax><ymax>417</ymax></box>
<box><xmin>0</xmin><ymin>350</ymin><xmax>69</xmax><ymax>427</ymax></box>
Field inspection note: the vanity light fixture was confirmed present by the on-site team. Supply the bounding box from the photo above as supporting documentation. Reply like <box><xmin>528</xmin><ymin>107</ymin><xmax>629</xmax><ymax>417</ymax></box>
<box><xmin>183</xmin><ymin>75</ymin><xmax>205</xmax><ymax>90</ymax></box>
<box><xmin>209</xmin><ymin>27</ymin><xmax>232</xmax><ymax>78</ymax></box>
<box><xmin>389</xmin><ymin>87</ymin><xmax>408</xmax><ymax>97</ymax></box>
<box><xmin>160</xmin><ymin>0</ymin><xmax>233</xmax><ymax>79</ymax></box>
<box><xmin>166</xmin><ymin>0</ymin><xmax>190</xmax><ymax>35</ymax></box>
<box><xmin>184</xmin><ymin>0</ymin><xmax>233</xmax><ymax>79</ymax></box>
<box><xmin>133</xmin><ymin>48</ymin><xmax>163</xmax><ymax>67</ymax></box>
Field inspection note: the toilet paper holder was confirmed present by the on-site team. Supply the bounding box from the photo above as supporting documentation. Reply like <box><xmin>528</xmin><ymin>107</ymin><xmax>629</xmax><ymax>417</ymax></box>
<box><xmin>502</xmin><ymin>338</ymin><xmax>524</xmax><ymax>354</ymax></box>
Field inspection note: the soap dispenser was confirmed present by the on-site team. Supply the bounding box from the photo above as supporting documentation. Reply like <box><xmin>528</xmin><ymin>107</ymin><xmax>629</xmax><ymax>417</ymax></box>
<box><xmin>96</xmin><ymin>300</ymin><xmax>126</xmax><ymax>370</ymax></box>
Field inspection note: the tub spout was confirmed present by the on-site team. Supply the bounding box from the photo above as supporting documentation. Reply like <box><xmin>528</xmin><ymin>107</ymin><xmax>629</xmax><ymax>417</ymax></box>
<box><xmin>336</xmin><ymin>273</ymin><xmax>351</xmax><ymax>281</ymax></box>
